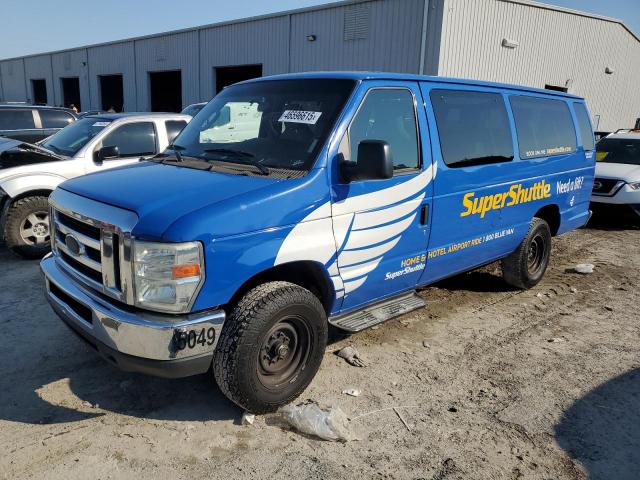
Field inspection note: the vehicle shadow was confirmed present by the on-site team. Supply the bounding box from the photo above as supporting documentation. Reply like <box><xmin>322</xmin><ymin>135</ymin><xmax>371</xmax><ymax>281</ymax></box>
<box><xmin>555</xmin><ymin>368</ymin><xmax>640</xmax><ymax>479</ymax></box>
<box><xmin>0</xmin><ymin>247</ymin><xmax>240</xmax><ymax>426</ymax></box>
<box><xmin>433</xmin><ymin>266</ymin><xmax>519</xmax><ymax>293</ymax></box>
<box><xmin>587</xmin><ymin>205</ymin><xmax>640</xmax><ymax>231</ymax></box>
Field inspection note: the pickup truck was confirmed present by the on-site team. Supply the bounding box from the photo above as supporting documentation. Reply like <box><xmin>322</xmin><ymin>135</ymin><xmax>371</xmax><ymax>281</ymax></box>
<box><xmin>41</xmin><ymin>72</ymin><xmax>595</xmax><ymax>413</ymax></box>
<box><xmin>0</xmin><ymin>113</ymin><xmax>190</xmax><ymax>257</ymax></box>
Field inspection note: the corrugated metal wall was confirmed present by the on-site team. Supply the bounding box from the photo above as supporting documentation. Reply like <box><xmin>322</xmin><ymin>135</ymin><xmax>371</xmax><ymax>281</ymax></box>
<box><xmin>134</xmin><ymin>31</ymin><xmax>200</xmax><ymax>111</ymax></box>
<box><xmin>51</xmin><ymin>49</ymin><xmax>90</xmax><ymax>109</ymax></box>
<box><xmin>199</xmin><ymin>16</ymin><xmax>290</xmax><ymax>100</ymax></box>
<box><xmin>1</xmin><ymin>0</ymin><xmax>638</xmax><ymax>131</ymax></box>
<box><xmin>24</xmin><ymin>55</ymin><xmax>54</xmax><ymax>104</ymax></box>
<box><xmin>87</xmin><ymin>42</ymin><xmax>137</xmax><ymax>111</ymax></box>
<box><xmin>290</xmin><ymin>0</ymin><xmax>424</xmax><ymax>73</ymax></box>
<box><xmin>0</xmin><ymin>59</ymin><xmax>27</xmax><ymax>101</ymax></box>
<box><xmin>437</xmin><ymin>0</ymin><xmax>640</xmax><ymax>131</ymax></box>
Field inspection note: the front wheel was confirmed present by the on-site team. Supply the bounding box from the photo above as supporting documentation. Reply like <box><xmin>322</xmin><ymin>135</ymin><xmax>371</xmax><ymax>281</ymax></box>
<box><xmin>213</xmin><ymin>281</ymin><xmax>328</xmax><ymax>413</ymax></box>
<box><xmin>501</xmin><ymin>217</ymin><xmax>551</xmax><ymax>289</ymax></box>
<box><xmin>4</xmin><ymin>196</ymin><xmax>51</xmax><ymax>259</ymax></box>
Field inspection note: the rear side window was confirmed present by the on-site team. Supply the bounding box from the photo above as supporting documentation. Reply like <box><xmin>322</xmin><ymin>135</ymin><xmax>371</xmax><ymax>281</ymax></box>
<box><xmin>102</xmin><ymin>122</ymin><xmax>157</xmax><ymax>157</ymax></box>
<box><xmin>165</xmin><ymin>120</ymin><xmax>188</xmax><ymax>144</ymax></box>
<box><xmin>345</xmin><ymin>88</ymin><xmax>420</xmax><ymax>171</ymax></box>
<box><xmin>573</xmin><ymin>103</ymin><xmax>595</xmax><ymax>151</ymax></box>
<box><xmin>510</xmin><ymin>96</ymin><xmax>577</xmax><ymax>159</ymax></box>
<box><xmin>0</xmin><ymin>110</ymin><xmax>35</xmax><ymax>130</ymax></box>
<box><xmin>430</xmin><ymin>90</ymin><xmax>514</xmax><ymax>168</ymax></box>
<box><xmin>39</xmin><ymin>109</ymin><xmax>75</xmax><ymax>129</ymax></box>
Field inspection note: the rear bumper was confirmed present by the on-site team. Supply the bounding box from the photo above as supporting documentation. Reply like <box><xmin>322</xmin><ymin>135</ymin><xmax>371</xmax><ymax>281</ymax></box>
<box><xmin>41</xmin><ymin>254</ymin><xmax>225</xmax><ymax>378</ymax></box>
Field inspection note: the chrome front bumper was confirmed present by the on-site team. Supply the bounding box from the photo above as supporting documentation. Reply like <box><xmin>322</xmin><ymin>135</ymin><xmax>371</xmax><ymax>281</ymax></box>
<box><xmin>41</xmin><ymin>254</ymin><xmax>225</xmax><ymax>377</ymax></box>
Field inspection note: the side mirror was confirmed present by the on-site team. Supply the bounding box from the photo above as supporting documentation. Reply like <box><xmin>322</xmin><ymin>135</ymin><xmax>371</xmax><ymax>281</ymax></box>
<box><xmin>95</xmin><ymin>145</ymin><xmax>120</xmax><ymax>163</ymax></box>
<box><xmin>341</xmin><ymin>140</ymin><xmax>394</xmax><ymax>182</ymax></box>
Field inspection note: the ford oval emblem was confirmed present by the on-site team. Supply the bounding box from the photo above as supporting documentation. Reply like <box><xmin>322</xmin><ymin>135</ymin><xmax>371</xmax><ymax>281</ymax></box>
<box><xmin>65</xmin><ymin>234</ymin><xmax>82</xmax><ymax>256</ymax></box>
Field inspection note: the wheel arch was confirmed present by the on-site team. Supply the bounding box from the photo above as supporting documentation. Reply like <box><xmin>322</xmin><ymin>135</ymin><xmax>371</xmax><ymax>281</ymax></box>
<box><xmin>227</xmin><ymin>261</ymin><xmax>336</xmax><ymax>316</ymax></box>
<box><xmin>534</xmin><ymin>204</ymin><xmax>561</xmax><ymax>236</ymax></box>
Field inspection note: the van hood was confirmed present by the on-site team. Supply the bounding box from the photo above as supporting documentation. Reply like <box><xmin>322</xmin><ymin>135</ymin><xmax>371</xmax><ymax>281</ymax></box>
<box><xmin>595</xmin><ymin>162</ymin><xmax>640</xmax><ymax>181</ymax></box>
<box><xmin>59</xmin><ymin>161</ymin><xmax>328</xmax><ymax>241</ymax></box>
<box><xmin>0</xmin><ymin>136</ymin><xmax>66</xmax><ymax>170</ymax></box>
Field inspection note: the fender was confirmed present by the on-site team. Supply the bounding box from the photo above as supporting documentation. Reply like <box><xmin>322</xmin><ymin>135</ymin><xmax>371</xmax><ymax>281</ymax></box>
<box><xmin>0</xmin><ymin>172</ymin><xmax>66</xmax><ymax>199</ymax></box>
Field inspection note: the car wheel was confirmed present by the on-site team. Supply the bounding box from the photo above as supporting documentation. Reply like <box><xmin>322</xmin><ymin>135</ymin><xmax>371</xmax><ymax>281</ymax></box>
<box><xmin>4</xmin><ymin>196</ymin><xmax>51</xmax><ymax>259</ymax></box>
<box><xmin>213</xmin><ymin>281</ymin><xmax>328</xmax><ymax>413</ymax></box>
<box><xmin>501</xmin><ymin>217</ymin><xmax>552</xmax><ymax>289</ymax></box>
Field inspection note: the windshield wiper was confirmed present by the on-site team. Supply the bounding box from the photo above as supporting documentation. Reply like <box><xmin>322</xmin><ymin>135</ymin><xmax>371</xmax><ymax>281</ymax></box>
<box><xmin>203</xmin><ymin>148</ymin><xmax>269</xmax><ymax>175</ymax></box>
<box><xmin>167</xmin><ymin>143</ymin><xmax>185</xmax><ymax>162</ymax></box>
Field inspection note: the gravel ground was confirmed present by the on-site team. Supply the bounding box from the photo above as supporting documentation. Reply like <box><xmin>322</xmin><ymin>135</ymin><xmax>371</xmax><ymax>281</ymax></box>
<box><xmin>0</xmin><ymin>211</ymin><xmax>639</xmax><ymax>480</ymax></box>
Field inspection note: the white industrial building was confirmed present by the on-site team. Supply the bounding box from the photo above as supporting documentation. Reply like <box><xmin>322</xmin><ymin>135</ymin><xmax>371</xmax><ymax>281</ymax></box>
<box><xmin>0</xmin><ymin>0</ymin><xmax>638</xmax><ymax>131</ymax></box>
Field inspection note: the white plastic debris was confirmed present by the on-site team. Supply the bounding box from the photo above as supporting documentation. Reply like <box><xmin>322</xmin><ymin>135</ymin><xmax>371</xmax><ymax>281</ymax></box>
<box><xmin>548</xmin><ymin>337</ymin><xmax>566</xmax><ymax>343</ymax></box>
<box><xmin>241</xmin><ymin>412</ymin><xmax>255</xmax><ymax>426</ymax></box>
<box><xmin>342</xmin><ymin>388</ymin><xmax>361</xmax><ymax>397</ymax></box>
<box><xmin>280</xmin><ymin>403</ymin><xmax>353</xmax><ymax>442</ymax></box>
<box><xmin>336</xmin><ymin>345</ymin><xmax>366</xmax><ymax>367</ymax></box>
<box><xmin>574</xmin><ymin>263</ymin><xmax>595</xmax><ymax>274</ymax></box>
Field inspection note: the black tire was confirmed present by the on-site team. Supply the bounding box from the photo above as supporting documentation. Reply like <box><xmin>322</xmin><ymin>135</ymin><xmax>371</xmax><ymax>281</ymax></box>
<box><xmin>4</xmin><ymin>196</ymin><xmax>51</xmax><ymax>259</ymax></box>
<box><xmin>213</xmin><ymin>281</ymin><xmax>328</xmax><ymax>413</ymax></box>
<box><xmin>501</xmin><ymin>217</ymin><xmax>552</xmax><ymax>289</ymax></box>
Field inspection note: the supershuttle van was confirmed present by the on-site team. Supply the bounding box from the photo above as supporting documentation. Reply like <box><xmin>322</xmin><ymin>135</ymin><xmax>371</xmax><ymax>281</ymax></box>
<box><xmin>41</xmin><ymin>73</ymin><xmax>596</xmax><ymax>412</ymax></box>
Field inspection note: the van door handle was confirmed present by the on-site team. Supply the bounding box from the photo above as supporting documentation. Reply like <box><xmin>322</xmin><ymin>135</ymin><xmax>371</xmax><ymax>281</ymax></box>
<box><xmin>421</xmin><ymin>204</ymin><xmax>429</xmax><ymax>225</ymax></box>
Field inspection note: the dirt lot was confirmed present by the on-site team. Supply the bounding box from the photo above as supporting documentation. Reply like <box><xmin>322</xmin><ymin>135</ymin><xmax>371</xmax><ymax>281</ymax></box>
<box><xmin>0</xmin><ymin>212</ymin><xmax>639</xmax><ymax>480</ymax></box>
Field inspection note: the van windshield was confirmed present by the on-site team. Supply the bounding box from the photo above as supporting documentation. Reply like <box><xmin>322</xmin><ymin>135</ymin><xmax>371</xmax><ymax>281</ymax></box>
<box><xmin>596</xmin><ymin>137</ymin><xmax>640</xmax><ymax>165</ymax></box>
<box><xmin>41</xmin><ymin>117</ymin><xmax>111</xmax><ymax>157</ymax></box>
<box><xmin>172</xmin><ymin>79</ymin><xmax>356</xmax><ymax>172</ymax></box>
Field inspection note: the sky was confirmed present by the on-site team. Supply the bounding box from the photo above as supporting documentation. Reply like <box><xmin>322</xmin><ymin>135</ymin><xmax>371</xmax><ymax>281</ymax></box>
<box><xmin>0</xmin><ymin>0</ymin><xmax>638</xmax><ymax>59</ymax></box>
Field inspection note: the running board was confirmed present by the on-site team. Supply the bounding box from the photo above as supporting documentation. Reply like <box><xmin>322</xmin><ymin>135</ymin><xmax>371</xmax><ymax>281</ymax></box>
<box><xmin>329</xmin><ymin>292</ymin><xmax>426</xmax><ymax>333</ymax></box>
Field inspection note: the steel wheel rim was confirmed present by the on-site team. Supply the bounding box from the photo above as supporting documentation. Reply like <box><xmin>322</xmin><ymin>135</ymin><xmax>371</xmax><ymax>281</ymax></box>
<box><xmin>19</xmin><ymin>211</ymin><xmax>50</xmax><ymax>246</ymax></box>
<box><xmin>527</xmin><ymin>233</ymin><xmax>545</xmax><ymax>274</ymax></box>
<box><xmin>258</xmin><ymin>315</ymin><xmax>311</xmax><ymax>389</ymax></box>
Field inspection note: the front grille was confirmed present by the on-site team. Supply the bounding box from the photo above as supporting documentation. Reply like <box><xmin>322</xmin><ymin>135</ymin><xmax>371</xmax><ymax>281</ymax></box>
<box><xmin>51</xmin><ymin>206</ymin><xmax>132</xmax><ymax>303</ymax></box>
<box><xmin>593</xmin><ymin>178</ymin><xmax>624</xmax><ymax>196</ymax></box>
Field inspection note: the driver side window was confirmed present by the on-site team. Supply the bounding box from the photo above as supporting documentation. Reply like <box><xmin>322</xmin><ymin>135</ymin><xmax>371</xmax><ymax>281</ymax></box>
<box><xmin>340</xmin><ymin>88</ymin><xmax>420</xmax><ymax>173</ymax></box>
<box><xmin>102</xmin><ymin>122</ymin><xmax>157</xmax><ymax>158</ymax></box>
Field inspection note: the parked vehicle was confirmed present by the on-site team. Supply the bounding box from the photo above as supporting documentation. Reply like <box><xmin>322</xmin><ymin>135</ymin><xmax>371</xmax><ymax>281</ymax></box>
<box><xmin>591</xmin><ymin>130</ymin><xmax>640</xmax><ymax>217</ymax></box>
<box><xmin>1</xmin><ymin>113</ymin><xmax>190</xmax><ymax>257</ymax></box>
<box><xmin>77</xmin><ymin>110</ymin><xmax>106</xmax><ymax>119</ymax></box>
<box><xmin>41</xmin><ymin>73</ymin><xmax>595</xmax><ymax>413</ymax></box>
<box><xmin>181</xmin><ymin>102</ymin><xmax>207</xmax><ymax>117</ymax></box>
<box><xmin>0</xmin><ymin>105</ymin><xmax>77</xmax><ymax>143</ymax></box>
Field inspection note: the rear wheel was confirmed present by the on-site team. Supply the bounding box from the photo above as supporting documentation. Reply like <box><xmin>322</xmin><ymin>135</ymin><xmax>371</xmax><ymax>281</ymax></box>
<box><xmin>501</xmin><ymin>217</ymin><xmax>551</xmax><ymax>289</ymax></box>
<box><xmin>213</xmin><ymin>281</ymin><xmax>327</xmax><ymax>413</ymax></box>
<box><xmin>4</xmin><ymin>196</ymin><xmax>51</xmax><ymax>259</ymax></box>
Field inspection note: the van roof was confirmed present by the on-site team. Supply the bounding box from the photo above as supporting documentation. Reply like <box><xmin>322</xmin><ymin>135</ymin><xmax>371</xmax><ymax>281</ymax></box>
<box><xmin>240</xmin><ymin>72</ymin><xmax>584</xmax><ymax>101</ymax></box>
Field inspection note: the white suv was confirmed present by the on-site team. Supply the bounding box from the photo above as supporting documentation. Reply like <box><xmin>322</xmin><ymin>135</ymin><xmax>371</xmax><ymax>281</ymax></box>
<box><xmin>0</xmin><ymin>113</ymin><xmax>190</xmax><ymax>257</ymax></box>
<box><xmin>591</xmin><ymin>131</ymin><xmax>640</xmax><ymax>218</ymax></box>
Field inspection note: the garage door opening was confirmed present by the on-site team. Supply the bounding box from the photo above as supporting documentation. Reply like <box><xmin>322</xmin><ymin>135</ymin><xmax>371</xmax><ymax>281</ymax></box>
<box><xmin>149</xmin><ymin>70</ymin><xmax>182</xmax><ymax>112</ymax></box>
<box><xmin>215</xmin><ymin>65</ymin><xmax>262</xmax><ymax>94</ymax></box>
<box><xmin>31</xmin><ymin>79</ymin><xmax>47</xmax><ymax>105</ymax></box>
<box><xmin>99</xmin><ymin>74</ymin><xmax>124</xmax><ymax>112</ymax></box>
<box><xmin>61</xmin><ymin>77</ymin><xmax>81</xmax><ymax>111</ymax></box>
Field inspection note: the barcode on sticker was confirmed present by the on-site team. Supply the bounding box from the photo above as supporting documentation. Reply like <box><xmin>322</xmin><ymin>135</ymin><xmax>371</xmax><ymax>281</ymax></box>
<box><xmin>92</xmin><ymin>122</ymin><xmax>110</xmax><ymax>127</ymax></box>
<box><xmin>278</xmin><ymin>110</ymin><xmax>322</xmax><ymax>125</ymax></box>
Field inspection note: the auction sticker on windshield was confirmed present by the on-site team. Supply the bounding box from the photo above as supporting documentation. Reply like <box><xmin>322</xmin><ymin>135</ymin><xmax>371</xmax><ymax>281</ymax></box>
<box><xmin>278</xmin><ymin>110</ymin><xmax>322</xmax><ymax>124</ymax></box>
<box><xmin>92</xmin><ymin>122</ymin><xmax>111</xmax><ymax>127</ymax></box>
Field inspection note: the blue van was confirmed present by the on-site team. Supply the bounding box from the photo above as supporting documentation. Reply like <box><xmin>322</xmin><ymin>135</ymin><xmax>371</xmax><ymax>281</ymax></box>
<box><xmin>41</xmin><ymin>72</ymin><xmax>595</xmax><ymax>412</ymax></box>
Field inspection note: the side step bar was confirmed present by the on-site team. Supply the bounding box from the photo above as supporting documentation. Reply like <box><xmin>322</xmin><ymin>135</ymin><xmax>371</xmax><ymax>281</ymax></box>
<box><xmin>328</xmin><ymin>292</ymin><xmax>426</xmax><ymax>333</ymax></box>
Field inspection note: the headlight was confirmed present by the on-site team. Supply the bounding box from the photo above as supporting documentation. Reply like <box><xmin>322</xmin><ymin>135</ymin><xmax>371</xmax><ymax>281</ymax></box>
<box><xmin>628</xmin><ymin>182</ymin><xmax>640</xmax><ymax>191</ymax></box>
<box><xmin>133</xmin><ymin>241</ymin><xmax>204</xmax><ymax>313</ymax></box>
